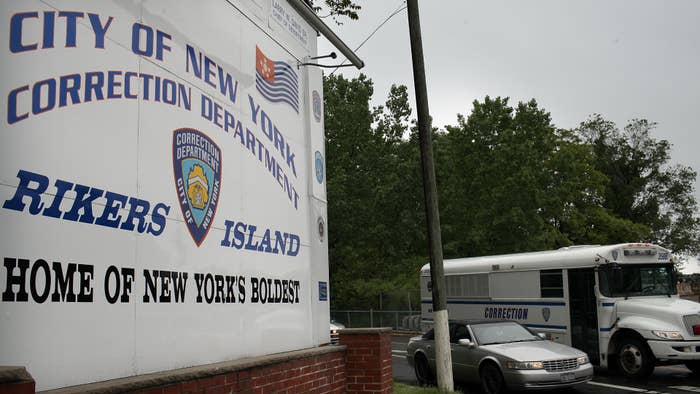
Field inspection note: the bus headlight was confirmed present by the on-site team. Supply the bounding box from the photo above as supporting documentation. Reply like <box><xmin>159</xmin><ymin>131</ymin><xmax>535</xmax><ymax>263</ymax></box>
<box><xmin>505</xmin><ymin>361</ymin><xmax>543</xmax><ymax>370</ymax></box>
<box><xmin>652</xmin><ymin>330</ymin><xmax>683</xmax><ymax>340</ymax></box>
<box><xmin>577</xmin><ymin>355</ymin><xmax>589</xmax><ymax>365</ymax></box>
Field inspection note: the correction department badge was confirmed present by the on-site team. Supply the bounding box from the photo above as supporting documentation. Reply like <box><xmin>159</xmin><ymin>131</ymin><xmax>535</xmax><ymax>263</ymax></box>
<box><xmin>542</xmin><ymin>307</ymin><xmax>551</xmax><ymax>322</ymax></box>
<box><xmin>172</xmin><ymin>128</ymin><xmax>222</xmax><ymax>246</ymax></box>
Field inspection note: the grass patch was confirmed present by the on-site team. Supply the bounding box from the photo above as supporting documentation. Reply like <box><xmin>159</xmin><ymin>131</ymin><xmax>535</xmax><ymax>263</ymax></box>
<box><xmin>393</xmin><ymin>382</ymin><xmax>458</xmax><ymax>393</ymax></box>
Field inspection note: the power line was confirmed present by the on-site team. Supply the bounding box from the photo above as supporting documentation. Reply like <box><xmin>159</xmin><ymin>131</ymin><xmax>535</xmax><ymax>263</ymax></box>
<box><xmin>329</xmin><ymin>1</ymin><xmax>407</xmax><ymax>75</ymax></box>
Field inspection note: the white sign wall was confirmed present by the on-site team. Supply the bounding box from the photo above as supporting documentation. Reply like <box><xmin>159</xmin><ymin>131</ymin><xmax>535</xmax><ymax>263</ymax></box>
<box><xmin>0</xmin><ymin>1</ymin><xmax>329</xmax><ymax>390</ymax></box>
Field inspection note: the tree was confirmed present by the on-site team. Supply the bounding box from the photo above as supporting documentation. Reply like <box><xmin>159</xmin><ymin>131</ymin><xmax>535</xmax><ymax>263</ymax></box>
<box><xmin>545</xmin><ymin>129</ymin><xmax>650</xmax><ymax>246</ymax></box>
<box><xmin>577</xmin><ymin>115</ymin><xmax>700</xmax><ymax>255</ymax></box>
<box><xmin>323</xmin><ymin>82</ymin><xmax>700</xmax><ymax>310</ymax></box>
<box><xmin>438</xmin><ymin>97</ymin><xmax>640</xmax><ymax>257</ymax></box>
<box><xmin>324</xmin><ymin>74</ymin><xmax>423</xmax><ymax>309</ymax></box>
<box><xmin>313</xmin><ymin>0</ymin><xmax>361</xmax><ymax>25</ymax></box>
<box><xmin>324</xmin><ymin>73</ymin><xmax>375</xmax><ymax>309</ymax></box>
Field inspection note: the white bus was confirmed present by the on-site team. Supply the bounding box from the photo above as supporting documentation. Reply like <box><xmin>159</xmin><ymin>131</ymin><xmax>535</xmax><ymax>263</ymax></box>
<box><xmin>420</xmin><ymin>243</ymin><xmax>700</xmax><ymax>378</ymax></box>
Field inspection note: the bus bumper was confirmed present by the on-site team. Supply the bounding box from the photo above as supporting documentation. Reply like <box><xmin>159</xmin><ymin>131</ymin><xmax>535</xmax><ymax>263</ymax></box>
<box><xmin>648</xmin><ymin>340</ymin><xmax>700</xmax><ymax>361</ymax></box>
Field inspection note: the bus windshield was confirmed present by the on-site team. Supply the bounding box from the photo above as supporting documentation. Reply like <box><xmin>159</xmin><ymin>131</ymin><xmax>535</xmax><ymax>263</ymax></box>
<box><xmin>599</xmin><ymin>263</ymin><xmax>676</xmax><ymax>297</ymax></box>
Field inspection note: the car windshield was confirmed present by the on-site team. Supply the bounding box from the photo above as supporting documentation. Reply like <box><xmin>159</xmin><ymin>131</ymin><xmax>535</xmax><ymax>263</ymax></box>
<box><xmin>471</xmin><ymin>322</ymin><xmax>540</xmax><ymax>345</ymax></box>
<box><xmin>599</xmin><ymin>263</ymin><xmax>676</xmax><ymax>297</ymax></box>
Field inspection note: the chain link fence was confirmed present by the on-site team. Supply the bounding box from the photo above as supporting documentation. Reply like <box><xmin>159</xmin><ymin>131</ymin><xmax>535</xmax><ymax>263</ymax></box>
<box><xmin>331</xmin><ymin>310</ymin><xmax>422</xmax><ymax>332</ymax></box>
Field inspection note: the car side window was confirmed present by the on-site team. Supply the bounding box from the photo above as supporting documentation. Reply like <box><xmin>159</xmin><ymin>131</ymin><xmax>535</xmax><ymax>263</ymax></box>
<box><xmin>451</xmin><ymin>324</ymin><xmax>470</xmax><ymax>343</ymax></box>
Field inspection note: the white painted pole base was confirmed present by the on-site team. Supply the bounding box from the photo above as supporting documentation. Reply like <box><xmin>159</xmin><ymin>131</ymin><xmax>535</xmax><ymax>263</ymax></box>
<box><xmin>434</xmin><ymin>309</ymin><xmax>454</xmax><ymax>391</ymax></box>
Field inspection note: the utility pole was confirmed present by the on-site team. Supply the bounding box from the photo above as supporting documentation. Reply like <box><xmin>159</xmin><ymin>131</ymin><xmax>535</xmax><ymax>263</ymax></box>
<box><xmin>406</xmin><ymin>0</ymin><xmax>453</xmax><ymax>391</ymax></box>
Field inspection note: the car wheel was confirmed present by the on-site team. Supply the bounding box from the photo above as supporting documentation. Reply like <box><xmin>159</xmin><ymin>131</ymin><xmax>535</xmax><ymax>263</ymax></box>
<box><xmin>616</xmin><ymin>337</ymin><xmax>655</xmax><ymax>378</ymax></box>
<box><xmin>414</xmin><ymin>353</ymin><xmax>434</xmax><ymax>386</ymax></box>
<box><xmin>480</xmin><ymin>362</ymin><xmax>505</xmax><ymax>394</ymax></box>
<box><xmin>685</xmin><ymin>361</ymin><xmax>700</xmax><ymax>375</ymax></box>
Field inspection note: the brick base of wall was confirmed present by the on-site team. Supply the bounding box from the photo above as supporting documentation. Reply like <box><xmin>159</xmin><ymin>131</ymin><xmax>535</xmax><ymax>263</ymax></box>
<box><xmin>41</xmin><ymin>347</ymin><xmax>346</xmax><ymax>394</ymax></box>
<box><xmin>339</xmin><ymin>328</ymin><xmax>392</xmax><ymax>394</ymax></box>
<box><xmin>2</xmin><ymin>328</ymin><xmax>394</xmax><ymax>394</ymax></box>
<box><xmin>0</xmin><ymin>367</ymin><xmax>35</xmax><ymax>394</ymax></box>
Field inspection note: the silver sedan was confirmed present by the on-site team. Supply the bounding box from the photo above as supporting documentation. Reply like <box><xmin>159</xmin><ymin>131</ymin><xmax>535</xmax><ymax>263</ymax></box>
<box><xmin>406</xmin><ymin>320</ymin><xmax>593</xmax><ymax>393</ymax></box>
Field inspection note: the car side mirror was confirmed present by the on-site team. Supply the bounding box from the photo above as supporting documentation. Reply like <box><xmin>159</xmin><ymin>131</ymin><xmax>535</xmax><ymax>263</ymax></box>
<box><xmin>537</xmin><ymin>333</ymin><xmax>547</xmax><ymax>339</ymax></box>
<box><xmin>458</xmin><ymin>339</ymin><xmax>475</xmax><ymax>349</ymax></box>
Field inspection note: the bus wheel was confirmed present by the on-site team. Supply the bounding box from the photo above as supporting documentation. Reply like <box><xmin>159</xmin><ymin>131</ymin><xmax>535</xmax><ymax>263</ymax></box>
<box><xmin>480</xmin><ymin>362</ymin><xmax>505</xmax><ymax>394</ymax></box>
<box><xmin>414</xmin><ymin>353</ymin><xmax>434</xmax><ymax>386</ymax></box>
<box><xmin>684</xmin><ymin>361</ymin><xmax>700</xmax><ymax>375</ymax></box>
<box><xmin>617</xmin><ymin>337</ymin><xmax>654</xmax><ymax>378</ymax></box>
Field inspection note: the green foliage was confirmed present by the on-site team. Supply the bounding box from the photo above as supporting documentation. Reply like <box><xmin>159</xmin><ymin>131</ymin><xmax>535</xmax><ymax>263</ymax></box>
<box><xmin>577</xmin><ymin>115</ymin><xmax>700</xmax><ymax>255</ymax></box>
<box><xmin>324</xmin><ymin>74</ymin><xmax>425</xmax><ymax>310</ymax></box>
<box><xmin>313</xmin><ymin>0</ymin><xmax>361</xmax><ymax>25</ymax></box>
<box><xmin>323</xmin><ymin>74</ymin><xmax>700</xmax><ymax>310</ymax></box>
<box><xmin>436</xmin><ymin>97</ymin><xmax>644</xmax><ymax>257</ymax></box>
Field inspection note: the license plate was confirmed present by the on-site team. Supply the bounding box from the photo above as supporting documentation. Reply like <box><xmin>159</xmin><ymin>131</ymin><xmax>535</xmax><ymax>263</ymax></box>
<box><xmin>560</xmin><ymin>372</ymin><xmax>575</xmax><ymax>382</ymax></box>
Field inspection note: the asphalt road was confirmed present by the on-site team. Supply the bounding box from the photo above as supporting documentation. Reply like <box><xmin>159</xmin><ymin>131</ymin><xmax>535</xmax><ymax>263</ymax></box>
<box><xmin>392</xmin><ymin>334</ymin><xmax>700</xmax><ymax>393</ymax></box>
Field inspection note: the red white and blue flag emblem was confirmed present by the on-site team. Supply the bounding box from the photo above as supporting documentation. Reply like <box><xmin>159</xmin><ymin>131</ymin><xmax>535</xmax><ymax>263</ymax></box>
<box><xmin>256</xmin><ymin>46</ymin><xmax>299</xmax><ymax>113</ymax></box>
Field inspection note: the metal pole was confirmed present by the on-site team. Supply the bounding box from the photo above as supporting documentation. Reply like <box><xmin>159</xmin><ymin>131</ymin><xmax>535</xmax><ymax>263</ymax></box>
<box><xmin>286</xmin><ymin>0</ymin><xmax>364</xmax><ymax>68</ymax></box>
<box><xmin>406</xmin><ymin>0</ymin><xmax>453</xmax><ymax>391</ymax></box>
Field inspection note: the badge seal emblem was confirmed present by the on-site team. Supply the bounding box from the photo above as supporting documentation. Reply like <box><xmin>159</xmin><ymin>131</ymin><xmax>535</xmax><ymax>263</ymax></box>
<box><xmin>172</xmin><ymin>128</ymin><xmax>222</xmax><ymax>246</ymax></box>
<box><xmin>542</xmin><ymin>307</ymin><xmax>551</xmax><ymax>322</ymax></box>
<box><xmin>315</xmin><ymin>151</ymin><xmax>324</xmax><ymax>184</ymax></box>
<box><xmin>312</xmin><ymin>90</ymin><xmax>322</xmax><ymax>122</ymax></box>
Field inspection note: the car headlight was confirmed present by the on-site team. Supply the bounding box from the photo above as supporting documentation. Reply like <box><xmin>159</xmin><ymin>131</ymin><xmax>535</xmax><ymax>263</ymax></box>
<box><xmin>652</xmin><ymin>331</ymin><xmax>684</xmax><ymax>340</ymax></box>
<box><xmin>505</xmin><ymin>361</ymin><xmax>543</xmax><ymax>370</ymax></box>
<box><xmin>577</xmin><ymin>355</ymin><xmax>589</xmax><ymax>365</ymax></box>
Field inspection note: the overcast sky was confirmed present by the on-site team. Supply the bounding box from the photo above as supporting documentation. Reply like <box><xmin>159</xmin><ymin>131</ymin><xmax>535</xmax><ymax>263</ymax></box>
<box><xmin>317</xmin><ymin>0</ymin><xmax>700</xmax><ymax>217</ymax></box>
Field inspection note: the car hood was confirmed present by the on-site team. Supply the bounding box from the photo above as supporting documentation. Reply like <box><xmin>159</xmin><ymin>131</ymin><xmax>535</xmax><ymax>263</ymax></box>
<box><xmin>330</xmin><ymin>322</ymin><xmax>345</xmax><ymax>330</ymax></box>
<box><xmin>482</xmin><ymin>340</ymin><xmax>584</xmax><ymax>361</ymax></box>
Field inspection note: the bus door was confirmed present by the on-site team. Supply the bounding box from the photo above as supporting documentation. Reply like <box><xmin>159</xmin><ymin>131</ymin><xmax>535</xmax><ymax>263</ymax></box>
<box><xmin>568</xmin><ymin>268</ymin><xmax>600</xmax><ymax>364</ymax></box>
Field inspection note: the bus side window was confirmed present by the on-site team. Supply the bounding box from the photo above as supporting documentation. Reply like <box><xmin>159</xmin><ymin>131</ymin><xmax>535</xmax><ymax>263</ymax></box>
<box><xmin>540</xmin><ymin>269</ymin><xmax>563</xmax><ymax>297</ymax></box>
